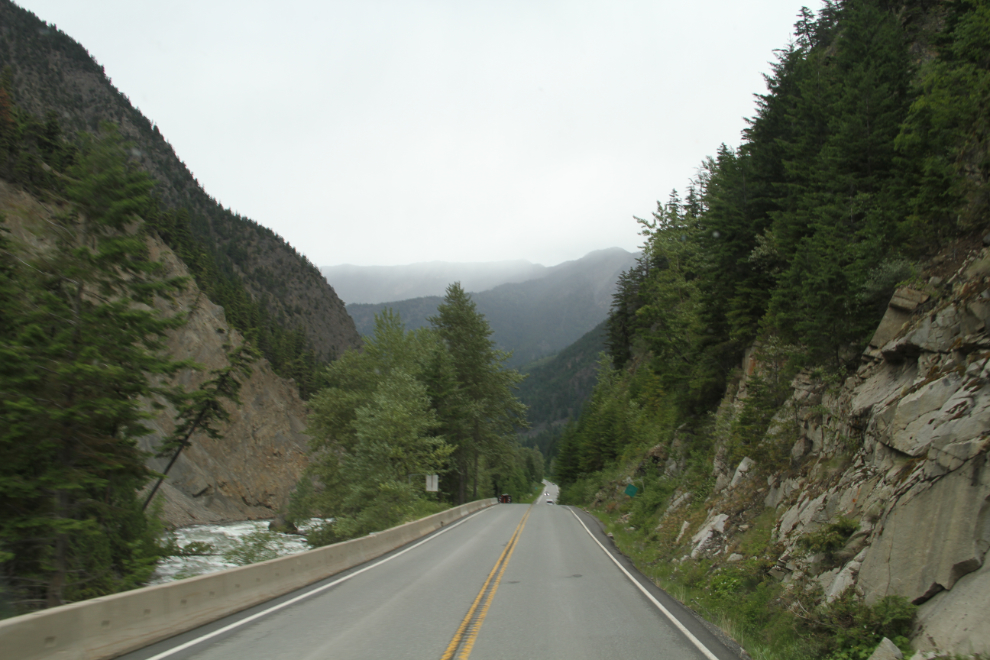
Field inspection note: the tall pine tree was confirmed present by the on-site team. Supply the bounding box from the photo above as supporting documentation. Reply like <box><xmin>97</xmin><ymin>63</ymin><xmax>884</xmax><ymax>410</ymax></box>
<box><xmin>429</xmin><ymin>283</ymin><xmax>527</xmax><ymax>504</ymax></box>
<box><xmin>0</xmin><ymin>127</ymin><xmax>186</xmax><ymax>609</ymax></box>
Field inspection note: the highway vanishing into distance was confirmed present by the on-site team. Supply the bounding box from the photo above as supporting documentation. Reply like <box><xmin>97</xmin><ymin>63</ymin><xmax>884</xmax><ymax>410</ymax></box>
<box><xmin>121</xmin><ymin>484</ymin><xmax>740</xmax><ymax>660</ymax></box>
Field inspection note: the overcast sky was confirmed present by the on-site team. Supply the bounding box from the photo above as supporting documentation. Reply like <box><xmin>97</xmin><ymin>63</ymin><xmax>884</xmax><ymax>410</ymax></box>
<box><xmin>17</xmin><ymin>0</ymin><xmax>807</xmax><ymax>268</ymax></box>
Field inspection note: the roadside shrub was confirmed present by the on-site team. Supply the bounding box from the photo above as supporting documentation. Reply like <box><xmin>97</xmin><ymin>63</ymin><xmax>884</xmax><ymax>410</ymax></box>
<box><xmin>808</xmin><ymin>591</ymin><xmax>916</xmax><ymax>659</ymax></box>
<box><xmin>305</xmin><ymin>482</ymin><xmax>450</xmax><ymax>548</ymax></box>
<box><xmin>558</xmin><ymin>474</ymin><xmax>602</xmax><ymax>505</ymax></box>
<box><xmin>798</xmin><ymin>517</ymin><xmax>858</xmax><ymax>562</ymax></box>
<box><xmin>628</xmin><ymin>473</ymin><xmax>676</xmax><ymax>531</ymax></box>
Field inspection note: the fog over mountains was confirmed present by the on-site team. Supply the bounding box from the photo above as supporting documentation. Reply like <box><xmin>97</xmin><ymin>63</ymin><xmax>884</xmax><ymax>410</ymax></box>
<box><xmin>335</xmin><ymin>248</ymin><xmax>639</xmax><ymax>367</ymax></box>
<box><xmin>322</xmin><ymin>260</ymin><xmax>549</xmax><ymax>305</ymax></box>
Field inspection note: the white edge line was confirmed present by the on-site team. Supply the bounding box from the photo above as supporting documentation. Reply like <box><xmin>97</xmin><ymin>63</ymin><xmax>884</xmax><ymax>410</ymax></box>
<box><xmin>144</xmin><ymin>509</ymin><xmax>490</xmax><ymax>660</ymax></box>
<box><xmin>568</xmin><ymin>508</ymin><xmax>721</xmax><ymax>660</ymax></box>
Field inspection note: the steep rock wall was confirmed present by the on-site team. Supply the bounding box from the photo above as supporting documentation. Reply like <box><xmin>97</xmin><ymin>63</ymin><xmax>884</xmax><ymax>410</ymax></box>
<box><xmin>1</xmin><ymin>179</ymin><xmax>311</xmax><ymax>528</ymax></box>
<box><xmin>139</xmin><ymin>238</ymin><xmax>311</xmax><ymax>527</ymax></box>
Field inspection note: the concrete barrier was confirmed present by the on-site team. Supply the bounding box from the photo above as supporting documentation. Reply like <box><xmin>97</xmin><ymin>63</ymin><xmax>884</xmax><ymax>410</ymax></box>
<box><xmin>0</xmin><ymin>498</ymin><xmax>496</xmax><ymax>660</ymax></box>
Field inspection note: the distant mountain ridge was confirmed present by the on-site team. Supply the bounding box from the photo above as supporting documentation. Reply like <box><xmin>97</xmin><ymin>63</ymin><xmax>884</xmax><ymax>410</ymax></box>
<box><xmin>322</xmin><ymin>259</ymin><xmax>549</xmax><ymax>304</ymax></box>
<box><xmin>346</xmin><ymin>248</ymin><xmax>637</xmax><ymax>366</ymax></box>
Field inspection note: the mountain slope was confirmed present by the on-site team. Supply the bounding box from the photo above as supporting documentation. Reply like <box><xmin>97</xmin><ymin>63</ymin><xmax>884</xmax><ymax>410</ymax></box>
<box><xmin>0</xmin><ymin>0</ymin><xmax>361</xmax><ymax>362</ymax></box>
<box><xmin>347</xmin><ymin>247</ymin><xmax>637</xmax><ymax>366</ymax></box>
<box><xmin>1</xmin><ymin>178</ymin><xmax>311</xmax><ymax>526</ymax></box>
<box><xmin>516</xmin><ymin>320</ymin><xmax>607</xmax><ymax>429</ymax></box>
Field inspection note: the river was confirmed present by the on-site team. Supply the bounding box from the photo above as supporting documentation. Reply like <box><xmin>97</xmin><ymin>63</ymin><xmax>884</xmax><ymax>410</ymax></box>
<box><xmin>149</xmin><ymin>519</ymin><xmax>323</xmax><ymax>585</ymax></box>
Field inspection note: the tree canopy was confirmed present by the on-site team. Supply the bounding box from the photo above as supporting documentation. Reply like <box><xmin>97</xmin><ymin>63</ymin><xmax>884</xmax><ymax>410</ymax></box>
<box><xmin>293</xmin><ymin>297</ymin><xmax>535</xmax><ymax>543</ymax></box>
<box><xmin>560</xmin><ymin>0</ymin><xmax>989</xmax><ymax>484</ymax></box>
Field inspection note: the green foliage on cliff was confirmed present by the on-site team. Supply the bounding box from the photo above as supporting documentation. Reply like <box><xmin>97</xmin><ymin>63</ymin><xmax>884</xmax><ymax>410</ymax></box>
<box><xmin>573</xmin><ymin>0</ymin><xmax>988</xmax><ymax>482</ymax></box>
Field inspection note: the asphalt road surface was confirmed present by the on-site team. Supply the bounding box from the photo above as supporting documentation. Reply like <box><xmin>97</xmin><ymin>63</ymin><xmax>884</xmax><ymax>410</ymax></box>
<box><xmin>122</xmin><ymin>488</ymin><xmax>739</xmax><ymax>660</ymax></box>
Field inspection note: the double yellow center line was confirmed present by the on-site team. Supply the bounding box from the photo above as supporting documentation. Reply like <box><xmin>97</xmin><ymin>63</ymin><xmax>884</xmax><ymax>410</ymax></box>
<box><xmin>440</xmin><ymin>505</ymin><xmax>533</xmax><ymax>660</ymax></box>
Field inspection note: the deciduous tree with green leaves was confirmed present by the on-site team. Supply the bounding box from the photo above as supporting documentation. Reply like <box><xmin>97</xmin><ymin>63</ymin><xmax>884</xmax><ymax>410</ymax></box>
<box><xmin>298</xmin><ymin>310</ymin><xmax>453</xmax><ymax>541</ymax></box>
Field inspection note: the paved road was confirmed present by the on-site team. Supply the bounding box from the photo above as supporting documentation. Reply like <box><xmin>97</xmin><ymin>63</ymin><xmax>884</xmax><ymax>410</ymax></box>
<box><xmin>122</xmin><ymin>487</ymin><xmax>738</xmax><ymax>660</ymax></box>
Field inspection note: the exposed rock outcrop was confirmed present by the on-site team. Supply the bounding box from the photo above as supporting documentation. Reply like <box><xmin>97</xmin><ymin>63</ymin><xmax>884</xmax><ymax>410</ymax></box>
<box><xmin>636</xmin><ymin>240</ymin><xmax>990</xmax><ymax>658</ymax></box>
<box><xmin>139</xmin><ymin>237</ymin><xmax>311</xmax><ymax>527</ymax></box>
<box><xmin>868</xmin><ymin>637</ymin><xmax>904</xmax><ymax>660</ymax></box>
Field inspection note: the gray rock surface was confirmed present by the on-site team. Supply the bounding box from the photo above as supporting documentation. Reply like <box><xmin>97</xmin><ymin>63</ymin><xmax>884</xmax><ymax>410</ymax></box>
<box><xmin>870</xmin><ymin>288</ymin><xmax>928</xmax><ymax>349</ymax></box>
<box><xmin>729</xmin><ymin>457</ymin><xmax>755</xmax><ymax>488</ymax></box>
<box><xmin>691</xmin><ymin>513</ymin><xmax>729</xmax><ymax>559</ymax></box>
<box><xmin>742</xmin><ymin>247</ymin><xmax>990</xmax><ymax>656</ymax></box>
<box><xmin>913</xmin><ymin>558</ymin><xmax>990</xmax><ymax>657</ymax></box>
<box><xmin>858</xmin><ymin>455</ymin><xmax>990</xmax><ymax>604</ymax></box>
<box><xmin>139</xmin><ymin>239</ymin><xmax>311</xmax><ymax>527</ymax></box>
<box><xmin>867</xmin><ymin>637</ymin><xmax>903</xmax><ymax>660</ymax></box>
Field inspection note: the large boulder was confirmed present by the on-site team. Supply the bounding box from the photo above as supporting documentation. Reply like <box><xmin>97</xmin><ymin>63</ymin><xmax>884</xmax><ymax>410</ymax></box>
<box><xmin>858</xmin><ymin>454</ymin><xmax>990</xmax><ymax>604</ymax></box>
<box><xmin>690</xmin><ymin>513</ymin><xmax>729</xmax><ymax>559</ymax></box>
<box><xmin>867</xmin><ymin>637</ymin><xmax>903</xmax><ymax>660</ymax></box>
<box><xmin>912</xmin><ymin>557</ymin><xmax>990</xmax><ymax>656</ymax></box>
<box><xmin>870</xmin><ymin>288</ymin><xmax>929</xmax><ymax>349</ymax></box>
<box><xmin>881</xmin><ymin>305</ymin><xmax>962</xmax><ymax>361</ymax></box>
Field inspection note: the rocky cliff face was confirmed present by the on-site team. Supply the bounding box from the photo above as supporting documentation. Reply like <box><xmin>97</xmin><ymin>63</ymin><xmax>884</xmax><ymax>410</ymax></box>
<box><xmin>140</xmin><ymin>239</ymin><xmax>311</xmax><ymax>527</ymax></box>
<box><xmin>1</xmin><ymin>178</ymin><xmax>311</xmax><ymax>528</ymax></box>
<box><xmin>608</xmin><ymin>239</ymin><xmax>990</xmax><ymax>658</ymax></box>
<box><xmin>736</xmin><ymin>246</ymin><xmax>988</xmax><ymax>656</ymax></box>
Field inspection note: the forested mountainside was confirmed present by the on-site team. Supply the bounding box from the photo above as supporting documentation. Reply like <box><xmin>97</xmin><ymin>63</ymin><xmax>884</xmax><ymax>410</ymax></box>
<box><xmin>348</xmin><ymin>247</ymin><xmax>637</xmax><ymax>366</ymax></box>
<box><xmin>322</xmin><ymin>259</ymin><xmax>548</xmax><ymax>304</ymax></box>
<box><xmin>0</xmin><ymin>0</ymin><xmax>361</xmax><ymax>393</ymax></box>
<box><xmin>516</xmin><ymin>321</ymin><xmax>607</xmax><ymax>466</ymax></box>
<box><xmin>519</xmin><ymin>321</ymin><xmax>608</xmax><ymax>429</ymax></box>
<box><xmin>552</xmin><ymin>1</ymin><xmax>990</xmax><ymax>658</ymax></box>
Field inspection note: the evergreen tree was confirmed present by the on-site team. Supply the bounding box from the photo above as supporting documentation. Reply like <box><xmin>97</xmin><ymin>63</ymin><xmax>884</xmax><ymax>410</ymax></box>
<box><xmin>429</xmin><ymin>283</ymin><xmax>527</xmax><ymax>504</ymax></box>
<box><xmin>896</xmin><ymin>0</ymin><xmax>990</xmax><ymax>247</ymax></box>
<box><xmin>0</xmin><ymin>127</ymin><xmax>186</xmax><ymax>609</ymax></box>
<box><xmin>767</xmin><ymin>0</ymin><xmax>912</xmax><ymax>364</ymax></box>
